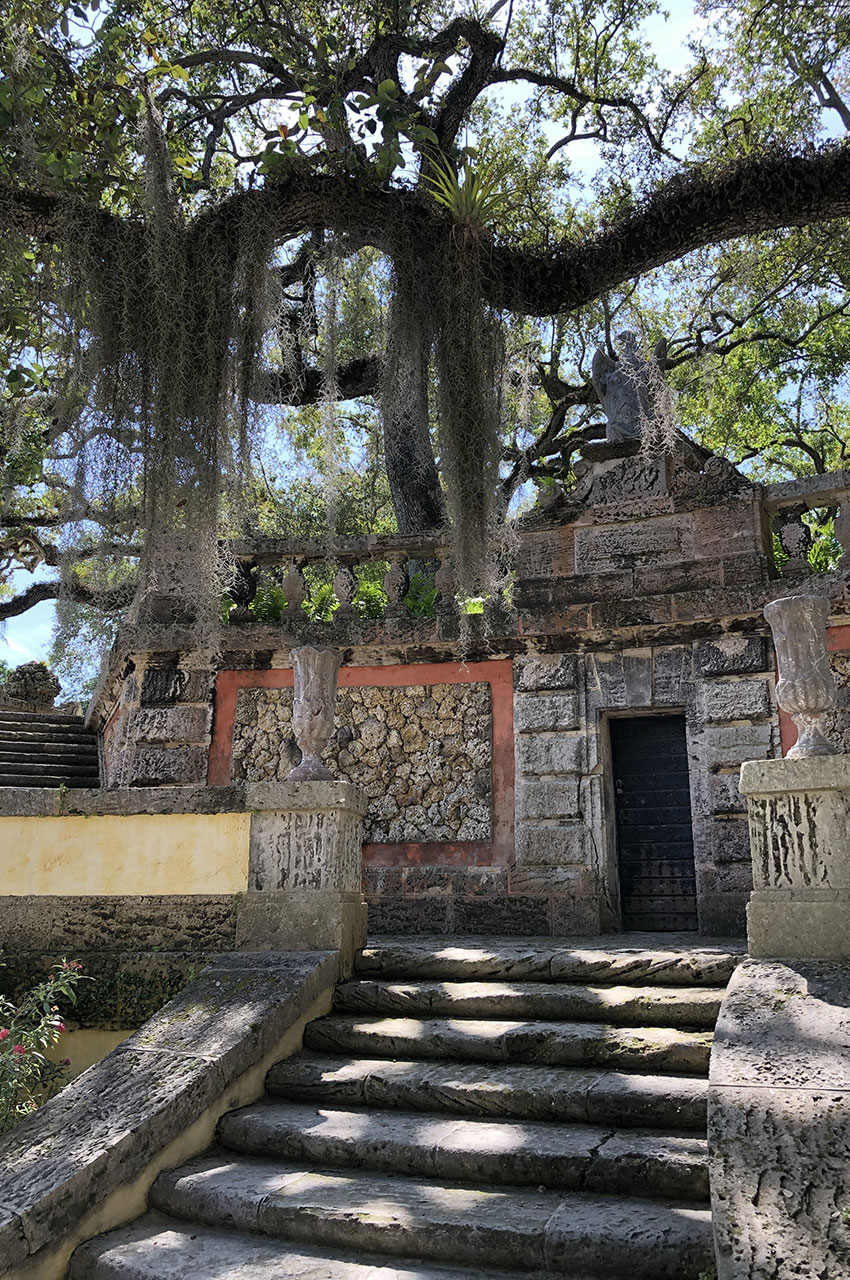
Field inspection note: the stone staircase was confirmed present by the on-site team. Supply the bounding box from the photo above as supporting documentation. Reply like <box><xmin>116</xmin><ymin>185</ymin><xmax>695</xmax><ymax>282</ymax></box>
<box><xmin>0</xmin><ymin>709</ymin><xmax>99</xmax><ymax>788</ymax></box>
<box><xmin>72</xmin><ymin>935</ymin><xmax>742</xmax><ymax>1279</ymax></box>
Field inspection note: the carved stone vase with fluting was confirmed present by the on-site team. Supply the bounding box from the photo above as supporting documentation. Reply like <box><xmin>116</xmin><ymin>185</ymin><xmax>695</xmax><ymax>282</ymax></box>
<box><xmin>764</xmin><ymin>594</ymin><xmax>839</xmax><ymax>759</ymax></box>
<box><xmin>287</xmin><ymin>646</ymin><xmax>342</xmax><ymax>781</ymax></box>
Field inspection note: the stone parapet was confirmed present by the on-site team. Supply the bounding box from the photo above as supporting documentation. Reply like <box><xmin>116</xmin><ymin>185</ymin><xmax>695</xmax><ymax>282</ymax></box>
<box><xmin>740</xmin><ymin>756</ymin><xmax>850</xmax><ymax>959</ymax></box>
<box><xmin>0</xmin><ymin>782</ymin><xmax>368</xmax><ymax>963</ymax></box>
<box><xmin>709</xmin><ymin>958</ymin><xmax>850</xmax><ymax>1279</ymax></box>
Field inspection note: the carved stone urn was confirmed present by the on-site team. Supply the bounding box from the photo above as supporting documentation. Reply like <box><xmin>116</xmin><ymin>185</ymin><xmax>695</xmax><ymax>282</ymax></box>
<box><xmin>764</xmin><ymin>594</ymin><xmax>839</xmax><ymax>759</ymax></box>
<box><xmin>287</xmin><ymin>645</ymin><xmax>342</xmax><ymax>781</ymax></box>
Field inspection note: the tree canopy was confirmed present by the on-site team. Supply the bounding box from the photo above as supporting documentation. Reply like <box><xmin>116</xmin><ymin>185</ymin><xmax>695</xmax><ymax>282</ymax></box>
<box><xmin>1</xmin><ymin>0</ymin><xmax>850</xmax><ymax>681</ymax></box>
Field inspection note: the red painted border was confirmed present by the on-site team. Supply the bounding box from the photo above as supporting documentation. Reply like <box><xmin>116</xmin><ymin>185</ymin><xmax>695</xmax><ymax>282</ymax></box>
<box><xmin>207</xmin><ymin>661</ymin><xmax>515</xmax><ymax>866</ymax></box>
<box><xmin>777</xmin><ymin>624</ymin><xmax>850</xmax><ymax>755</ymax></box>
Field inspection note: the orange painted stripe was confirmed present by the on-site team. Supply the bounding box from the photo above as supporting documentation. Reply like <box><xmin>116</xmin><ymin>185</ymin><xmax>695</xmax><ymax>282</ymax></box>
<box><xmin>207</xmin><ymin>660</ymin><xmax>515</xmax><ymax>866</ymax></box>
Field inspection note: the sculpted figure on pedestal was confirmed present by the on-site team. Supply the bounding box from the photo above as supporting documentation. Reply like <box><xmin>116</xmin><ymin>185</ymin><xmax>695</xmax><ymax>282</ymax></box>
<box><xmin>591</xmin><ymin>330</ymin><xmax>667</xmax><ymax>443</ymax></box>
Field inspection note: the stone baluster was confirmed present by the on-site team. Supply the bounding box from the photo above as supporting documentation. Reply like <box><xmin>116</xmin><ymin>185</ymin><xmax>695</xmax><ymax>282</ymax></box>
<box><xmin>281</xmin><ymin>560</ymin><xmax>307</xmax><ymax>616</ymax></box>
<box><xmin>774</xmin><ymin>506</ymin><xmax>812</xmax><ymax>576</ymax></box>
<box><xmin>383</xmin><ymin>552</ymin><xmax>410</xmax><ymax>617</ymax></box>
<box><xmin>333</xmin><ymin>563</ymin><xmax>358</xmax><ymax>618</ymax></box>
<box><xmin>228</xmin><ymin>558</ymin><xmax>257</xmax><ymax>625</ymax></box>
<box><xmin>434</xmin><ymin>552</ymin><xmax>456</xmax><ymax>615</ymax></box>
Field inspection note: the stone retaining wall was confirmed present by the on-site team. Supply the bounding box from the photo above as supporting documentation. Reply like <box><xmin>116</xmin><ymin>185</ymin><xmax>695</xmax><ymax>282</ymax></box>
<box><xmin>231</xmin><ymin>683</ymin><xmax>492</xmax><ymax>843</ymax></box>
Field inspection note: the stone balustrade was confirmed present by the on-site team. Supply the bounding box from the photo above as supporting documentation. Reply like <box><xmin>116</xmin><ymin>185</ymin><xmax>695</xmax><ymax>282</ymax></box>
<box><xmin>762</xmin><ymin>471</ymin><xmax>850</xmax><ymax>578</ymax></box>
<box><xmin>225</xmin><ymin>532</ymin><xmax>461</xmax><ymax>626</ymax></box>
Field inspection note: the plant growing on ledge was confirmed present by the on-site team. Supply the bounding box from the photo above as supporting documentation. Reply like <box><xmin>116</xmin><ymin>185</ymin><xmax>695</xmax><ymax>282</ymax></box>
<box><xmin>0</xmin><ymin>958</ymin><xmax>87</xmax><ymax>1134</ymax></box>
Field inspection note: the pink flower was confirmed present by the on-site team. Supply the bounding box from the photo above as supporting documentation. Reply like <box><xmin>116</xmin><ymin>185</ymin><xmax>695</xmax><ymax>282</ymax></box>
<box><xmin>0</xmin><ymin>1029</ymin><xmax>8</xmax><ymax>1042</ymax></box>
<box><xmin>55</xmin><ymin>1022</ymin><xmax>65</xmax><ymax>1033</ymax></box>
<box><xmin>12</xmin><ymin>1045</ymin><xmax>25</xmax><ymax>1057</ymax></box>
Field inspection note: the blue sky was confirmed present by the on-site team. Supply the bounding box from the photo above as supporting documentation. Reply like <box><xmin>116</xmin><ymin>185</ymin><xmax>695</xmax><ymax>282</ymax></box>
<box><xmin>3</xmin><ymin>0</ymin><xmax>707</xmax><ymax>672</ymax></box>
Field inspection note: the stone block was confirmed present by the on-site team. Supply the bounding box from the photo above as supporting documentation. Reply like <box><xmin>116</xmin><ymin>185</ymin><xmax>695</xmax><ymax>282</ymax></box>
<box><xmin>248</xmin><ymin>804</ymin><xmax>364</xmax><ymax>894</ymax></box>
<box><xmin>633</xmin><ymin>559</ymin><xmax>723</xmax><ymax>596</ymax></box>
<box><xmin>516</xmin><ymin>526</ymin><xmax>575</xmax><ymax>579</ymax></box>
<box><xmin>515</xmin><ymin>778</ymin><xmax>580</xmax><ymax>820</ymax></box>
<box><xmin>514</xmin><ymin>654</ymin><xmax>578</xmax><ymax>692</ymax></box>
<box><xmin>235</xmin><ymin>891</ymin><xmax>366</xmax><ymax>969</ymax></box>
<box><xmin>703</xmin><ymin>723</ymin><xmax>775</xmax><ymax>768</ymax></box>
<box><xmin>515</xmin><ymin>733</ymin><xmax>585</xmax><ymax>777</ymax></box>
<box><xmin>508</xmin><ymin>865</ymin><xmax>590</xmax><ymax>895</ymax></box>
<box><xmin>695</xmin><ymin>635</ymin><xmax>769</xmax><ymax>678</ymax></box>
<box><xmin>140</xmin><ymin>667</ymin><xmax>213</xmax><ymax>706</ymax></box>
<box><xmin>575</xmin><ymin>515</ymin><xmax>695</xmax><ymax>574</ymax></box>
<box><xmin>712</xmin><ymin>817</ymin><xmax>752</xmax><ymax>863</ymax></box>
<box><xmin>514</xmin><ymin>692</ymin><xmax>579</xmax><ymax>733</ymax></box>
<box><xmin>361</xmin><ymin>867</ymin><xmax>404</xmax><ymax>896</ymax></box>
<box><xmin>127</xmin><ymin>745</ymin><xmax>208</xmax><ymax>787</ymax></box>
<box><xmin>698</xmin><ymin>892</ymin><xmax>747</xmax><ymax>939</ymax></box>
<box><xmin>452</xmin><ymin>894</ymin><xmax>551</xmax><ymax>936</ymax></box>
<box><xmin>747</xmin><ymin>888</ymin><xmax>850</xmax><ymax>960</ymax></box>
<box><xmin>366</xmin><ymin>894</ymin><xmax>451</xmax><ymax>934</ymax></box>
<box><xmin>590</xmin><ymin>594</ymin><xmax>674</xmax><ymax>629</ymax></box>
<box><xmin>710</xmin><ymin>772</ymin><xmax>748</xmax><ymax>815</ymax></box>
<box><xmin>550</xmin><ymin>895</ymin><xmax>604</xmax><ymax>936</ymax></box>
<box><xmin>622</xmin><ymin>650</ymin><xmax>653</xmax><ymax>706</ymax></box>
<box><xmin>652</xmin><ymin>646</ymin><xmax>693</xmax><ymax>705</ymax></box>
<box><xmin>697</xmin><ymin>678</ymin><xmax>771</xmax><ymax>724</ymax></box>
<box><xmin>691</xmin><ymin>499</ymin><xmax>760</xmax><ymax>559</ymax></box>
<box><xmin>132</xmin><ymin>705</ymin><xmax>212</xmax><ymax>745</ymax></box>
<box><xmin>515</xmin><ymin>820</ymin><xmax>589</xmax><ymax>866</ymax></box>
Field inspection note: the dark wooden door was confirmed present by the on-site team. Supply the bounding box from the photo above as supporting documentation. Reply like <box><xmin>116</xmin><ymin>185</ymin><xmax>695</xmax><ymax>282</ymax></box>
<box><xmin>609</xmin><ymin>715</ymin><xmax>698</xmax><ymax>932</ymax></box>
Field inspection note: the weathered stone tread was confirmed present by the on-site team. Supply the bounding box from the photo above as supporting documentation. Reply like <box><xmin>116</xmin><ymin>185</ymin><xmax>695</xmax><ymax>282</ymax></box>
<box><xmin>150</xmin><ymin>1153</ymin><xmax>714</xmax><ymax>1277</ymax></box>
<box><xmin>266</xmin><ymin>1053</ymin><xmax>709</xmax><ymax>1130</ymax></box>
<box><xmin>357</xmin><ymin>936</ymin><xmax>742</xmax><ymax>987</ymax></box>
<box><xmin>71</xmin><ymin>1213</ymin><xmax>557</xmax><ymax>1280</ymax></box>
<box><xmin>218</xmin><ymin>1100</ymin><xmax>709</xmax><ymax>1199</ymax></box>
<box><xmin>335</xmin><ymin>980</ymin><xmax>722</xmax><ymax>1028</ymax></box>
<box><xmin>304</xmin><ymin>1015</ymin><xmax>713</xmax><ymax>1074</ymax></box>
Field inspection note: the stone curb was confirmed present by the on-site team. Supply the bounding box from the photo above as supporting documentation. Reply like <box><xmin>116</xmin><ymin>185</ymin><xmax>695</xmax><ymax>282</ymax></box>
<box><xmin>0</xmin><ymin>949</ymin><xmax>338</xmax><ymax>1275</ymax></box>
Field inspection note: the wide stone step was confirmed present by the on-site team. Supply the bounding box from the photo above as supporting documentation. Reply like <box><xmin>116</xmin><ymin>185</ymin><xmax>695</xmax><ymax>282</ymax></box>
<box><xmin>357</xmin><ymin>937</ymin><xmax>742</xmax><ymax>987</ymax></box>
<box><xmin>150</xmin><ymin>1154</ymin><xmax>714</xmax><ymax>1278</ymax></box>
<box><xmin>218</xmin><ymin>1100</ymin><xmax>709</xmax><ymax>1200</ymax></box>
<box><xmin>335</xmin><ymin>979</ymin><xmax>723</xmax><ymax>1028</ymax></box>
<box><xmin>266</xmin><ymin>1054</ymin><xmax>709</xmax><ymax>1131</ymax></box>
<box><xmin>71</xmin><ymin>1213</ymin><xmax>556</xmax><ymax>1280</ymax></box>
<box><xmin>0</xmin><ymin>773</ymin><xmax>99</xmax><ymax>788</ymax></box>
<box><xmin>0</xmin><ymin>709</ymin><xmax>85</xmax><ymax>726</ymax></box>
<box><xmin>303</xmin><ymin>1016</ymin><xmax>713</xmax><ymax>1075</ymax></box>
<box><xmin>0</xmin><ymin>748</ymin><xmax>98</xmax><ymax>768</ymax></box>
<box><xmin>0</xmin><ymin>728</ymin><xmax>97</xmax><ymax>747</ymax></box>
<box><xmin>0</xmin><ymin>758</ymin><xmax>98</xmax><ymax>776</ymax></box>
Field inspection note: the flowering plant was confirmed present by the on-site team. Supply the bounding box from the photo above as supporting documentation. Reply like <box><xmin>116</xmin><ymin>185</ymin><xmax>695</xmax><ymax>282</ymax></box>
<box><xmin>0</xmin><ymin>959</ymin><xmax>86</xmax><ymax>1134</ymax></box>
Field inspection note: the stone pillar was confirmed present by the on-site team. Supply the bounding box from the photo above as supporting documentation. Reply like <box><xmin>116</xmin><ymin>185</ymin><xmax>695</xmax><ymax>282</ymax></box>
<box><xmin>740</xmin><ymin>756</ymin><xmax>850</xmax><ymax>959</ymax></box>
<box><xmin>236</xmin><ymin>780</ymin><xmax>368</xmax><ymax>973</ymax></box>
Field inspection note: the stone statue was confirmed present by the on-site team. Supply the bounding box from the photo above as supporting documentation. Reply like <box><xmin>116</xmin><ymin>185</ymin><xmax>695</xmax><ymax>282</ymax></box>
<box><xmin>287</xmin><ymin>645</ymin><xmax>342</xmax><ymax>781</ymax></box>
<box><xmin>763</xmin><ymin>594</ymin><xmax>839</xmax><ymax>758</ymax></box>
<box><xmin>591</xmin><ymin>331</ymin><xmax>667</xmax><ymax>443</ymax></box>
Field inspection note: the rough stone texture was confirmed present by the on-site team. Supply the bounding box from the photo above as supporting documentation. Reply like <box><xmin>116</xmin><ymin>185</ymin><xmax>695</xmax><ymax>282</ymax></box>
<box><xmin>695</xmin><ymin>636</ymin><xmax>770</xmax><ymax>678</ymax></box>
<box><xmin>232</xmin><ymin>684</ymin><xmax>492</xmax><ymax>843</ymax></box>
<box><xmin>709</xmin><ymin>958</ymin><xmax>850</xmax><ymax>1279</ymax></box>
<box><xmin>0</xmin><ymin>661</ymin><xmax>61</xmax><ymax>708</ymax></box>
<box><xmin>820</xmin><ymin>648</ymin><xmax>850</xmax><ymax>753</ymax></box>
<box><xmin>741</xmin><ymin>755</ymin><xmax>850</xmax><ymax>958</ymax></box>
<box><xmin>0</xmin><ymin>952</ymin><xmax>338</xmax><ymax>1276</ymax></box>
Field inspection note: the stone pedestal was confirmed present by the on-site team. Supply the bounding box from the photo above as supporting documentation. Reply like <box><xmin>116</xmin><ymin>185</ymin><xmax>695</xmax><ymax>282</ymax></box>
<box><xmin>237</xmin><ymin>781</ymin><xmax>368</xmax><ymax>972</ymax></box>
<box><xmin>740</xmin><ymin>756</ymin><xmax>850</xmax><ymax>959</ymax></box>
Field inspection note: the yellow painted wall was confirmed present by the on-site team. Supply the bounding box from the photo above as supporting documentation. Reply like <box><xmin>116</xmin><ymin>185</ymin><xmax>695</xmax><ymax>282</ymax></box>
<box><xmin>48</xmin><ymin>1028</ymin><xmax>132</xmax><ymax>1080</ymax></box>
<box><xmin>0</xmin><ymin>812</ymin><xmax>250</xmax><ymax>895</ymax></box>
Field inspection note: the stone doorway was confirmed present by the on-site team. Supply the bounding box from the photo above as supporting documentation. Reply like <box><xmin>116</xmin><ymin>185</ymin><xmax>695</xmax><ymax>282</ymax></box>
<box><xmin>610</xmin><ymin>714</ymin><xmax>698</xmax><ymax>932</ymax></box>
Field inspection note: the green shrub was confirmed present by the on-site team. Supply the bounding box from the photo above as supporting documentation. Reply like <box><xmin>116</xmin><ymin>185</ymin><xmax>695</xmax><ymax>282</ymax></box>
<box><xmin>0</xmin><ymin>959</ymin><xmax>87</xmax><ymax>1134</ymax></box>
<box><xmin>404</xmin><ymin>571</ymin><xmax>438</xmax><ymax>618</ymax></box>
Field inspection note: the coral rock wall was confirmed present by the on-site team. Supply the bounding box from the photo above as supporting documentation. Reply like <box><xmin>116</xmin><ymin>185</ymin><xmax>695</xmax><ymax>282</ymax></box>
<box><xmin>231</xmin><ymin>683</ymin><xmax>492</xmax><ymax>843</ymax></box>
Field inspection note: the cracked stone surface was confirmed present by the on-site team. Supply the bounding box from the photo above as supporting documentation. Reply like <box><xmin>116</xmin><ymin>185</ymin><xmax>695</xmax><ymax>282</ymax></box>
<box><xmin>70</xmin><ymin>936</ymin><xmax>725</xmax><ymax>1280</ymax></box>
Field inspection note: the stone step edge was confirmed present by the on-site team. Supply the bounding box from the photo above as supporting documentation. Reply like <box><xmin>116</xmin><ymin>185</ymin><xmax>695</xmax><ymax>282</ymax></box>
<box><xmin>216</xmin><ymin>1100</ymin><xmax>709</xmax><ymax>1200</ymax></box>
<box><xmin>69</xmin><ymin>1212</ymin><xmax>560</xmax><ymax>1280</ymax></box>
<box><xmin>150</xmin><ymin>1155</ymin><xmax>714</xmax><ymax>1279</ymax></box>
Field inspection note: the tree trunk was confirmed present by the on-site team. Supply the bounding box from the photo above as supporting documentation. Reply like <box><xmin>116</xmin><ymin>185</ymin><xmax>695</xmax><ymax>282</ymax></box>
<box><xmin>382</xmin><ymin>268</ymin><xmax>445</xmax><ymax>533</ymax></box>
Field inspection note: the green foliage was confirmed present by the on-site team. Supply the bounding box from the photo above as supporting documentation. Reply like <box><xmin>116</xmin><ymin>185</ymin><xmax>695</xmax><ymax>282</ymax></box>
<box><xmin>424</xmin><ymin>155</ymin><xmax>512</xmax><ymax>237</ymax></box>
<box><xmin>0</xmin><ymin>958</ymin><xmax>87</xmax><ymax>1134</ymax></box>
<box><xmin>404</xmin><ymin>571</ymin><xmax>438</xmax><ymax>618</ymax></box>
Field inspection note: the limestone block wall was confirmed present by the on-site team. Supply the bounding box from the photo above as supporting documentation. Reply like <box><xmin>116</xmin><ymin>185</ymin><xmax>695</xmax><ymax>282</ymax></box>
<box><xmin>102</xmin><ymin>660</ymin><xmax>214</xmax><ymax>787</ymax></box>
<box><xmin>512</xmin><ymin>636</ymin><xmax>779</xmax><ymax>938</ymax></box>
<box><xmin>231</xmin><ymin>683</ymin><xmax>492</xmax><ymax>843</ymax></box>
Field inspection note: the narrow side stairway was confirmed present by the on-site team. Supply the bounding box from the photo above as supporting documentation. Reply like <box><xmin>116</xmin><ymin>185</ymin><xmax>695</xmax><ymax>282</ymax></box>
<box><xmin>0</xmin><ymin>709</ymin><xmax>99</xmax><ymax>788</ymax></box>
<box><xmin>72</xmin><ymin>935</ymin><xmax>742</xmax><ymax>1279</ymax></box>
